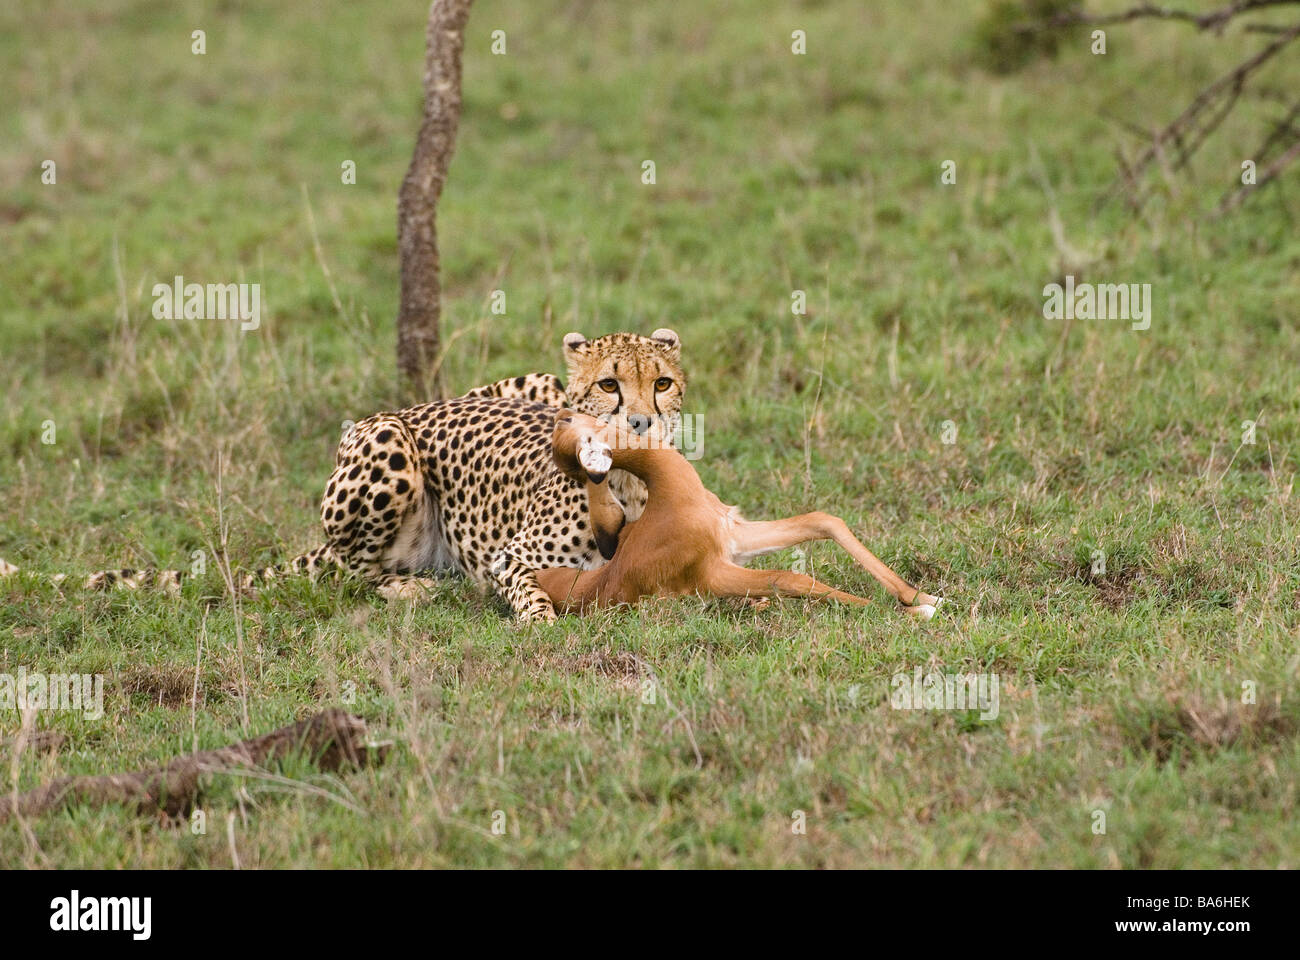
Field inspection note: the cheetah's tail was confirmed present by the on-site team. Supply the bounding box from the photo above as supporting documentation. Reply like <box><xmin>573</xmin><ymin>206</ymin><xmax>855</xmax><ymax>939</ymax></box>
<box><xmin>0</xmin><ymin>545</ymin><xmax>338</xmax><ymax>597</ymax></box>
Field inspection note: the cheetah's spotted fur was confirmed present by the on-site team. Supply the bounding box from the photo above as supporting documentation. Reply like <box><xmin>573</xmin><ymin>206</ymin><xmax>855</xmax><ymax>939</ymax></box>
<box><xmin>2</xmin><ymin>330</ymin><xmax>686</xmax><ymax>623</ymax></box>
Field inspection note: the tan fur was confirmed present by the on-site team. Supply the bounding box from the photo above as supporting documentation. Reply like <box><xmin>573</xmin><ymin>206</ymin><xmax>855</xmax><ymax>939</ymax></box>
<box><xmin>537</xmin><ymin>413</ymin><xmax>943</xmax><ymax>617</ymax></box>
<box><xmin>561</xmin><ymin>329</ymin><xmax>685</xmax><ymax>523</ymax></box>
<box><xmin>562</xmin><ymin>328</ymin><xmax>685</xmax><ymax>442</ymax></box>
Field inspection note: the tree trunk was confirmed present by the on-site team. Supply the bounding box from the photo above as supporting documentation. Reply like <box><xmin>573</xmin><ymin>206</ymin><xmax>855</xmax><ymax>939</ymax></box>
<box><xmin>396</xmin><ymin>0</ymin><xmax>474</xmax><ymax>402</ymax></box>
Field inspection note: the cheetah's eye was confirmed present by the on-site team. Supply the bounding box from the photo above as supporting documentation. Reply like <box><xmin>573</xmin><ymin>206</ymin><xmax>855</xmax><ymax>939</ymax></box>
<box><xmin>597</xmin><ymin>378</ymin><xmax>618</xmax><ymax>393</ymax></box>
<box><xmin>654</xmin><ymin>377</ymin><xmax>673</xmax><ymax>392</ymax></box>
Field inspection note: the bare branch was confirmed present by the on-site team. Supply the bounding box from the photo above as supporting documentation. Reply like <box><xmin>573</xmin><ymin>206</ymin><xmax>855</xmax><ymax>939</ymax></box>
<box><xmin>1032</xmin><ymin>0</ymin><xmax>1300</xmax><ymax>32</ymax></box>
<box><xmin>1015</xmin><ymin>0</ymin><xmax>1300</xmax><ymax>212</ymax></box>
<box><xmin>1251</xmin><ymin>92</ymin><xmax>1300</xmax><ymax>160</ymax></box>
<box><xmin>1216</xmin><ymin>128</ymin><xmax>1300</xmax><ymax>212</ymax></box>
<box><xmin>1105</xmin><ymin>21</ymin><xmax>1300</xmax><ymax>207</ymax></box>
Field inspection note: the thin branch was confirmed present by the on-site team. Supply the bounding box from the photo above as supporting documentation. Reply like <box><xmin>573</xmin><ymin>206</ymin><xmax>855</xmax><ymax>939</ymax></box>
<box><xmin>1014</xmin><ymin>0</ymin><xmax>1300</xmax><ymax>211</ymax></box>
<box><xmin>1106</xmin><ymin>21</ymin><xmax>1300</xmax><ymax>207</ymax></box>
<box><xmin>1032</xmin><ymin>0</ymin><xmax>1300</xmax><ymax>32</ymax></box>
<box><xmin>1173</xmin><ymin>74</ymin><xmax>1244</xmax><ymax>169</ymax></box>
<box><xmin>1216</xmin><ymin>138</ymin><xmax>1300</xmax><ymax>212</ymax></box>
<box><xmin>1252</xmin><ymin>93</ymin><xmax>1300</xmax><ymax>161</ymax></box>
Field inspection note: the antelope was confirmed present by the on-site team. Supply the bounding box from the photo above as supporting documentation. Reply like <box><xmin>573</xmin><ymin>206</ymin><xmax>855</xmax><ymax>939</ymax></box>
<box><xmin>534</xmin><ymin>412</ymin><xmax>944</xmax><ymax>617</ymax></box>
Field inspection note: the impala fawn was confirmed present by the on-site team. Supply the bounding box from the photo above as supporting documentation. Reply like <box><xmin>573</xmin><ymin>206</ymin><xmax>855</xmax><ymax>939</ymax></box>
<box><xmin>534</xmin><ymin>412</ymin><xmax>944</xmax><ymax>617</ymax></box>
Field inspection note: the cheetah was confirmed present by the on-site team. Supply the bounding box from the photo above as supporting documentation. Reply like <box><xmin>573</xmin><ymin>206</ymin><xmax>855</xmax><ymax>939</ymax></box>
<box><xmin>312</xmin><ymin>327</ymin><xmax>685</xmax><ymax>620</ymax></box>
<box><xmin>1</xmin><ymin>329</ymin><xmax>687</xmax><ymax>623</ymax></box>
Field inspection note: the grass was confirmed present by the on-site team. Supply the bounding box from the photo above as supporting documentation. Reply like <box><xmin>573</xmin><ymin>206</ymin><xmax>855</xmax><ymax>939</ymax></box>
<box><xmin>2</xmin><ymin>0</ymin><xmax>1299</xmax><ymax>867</ymax></box>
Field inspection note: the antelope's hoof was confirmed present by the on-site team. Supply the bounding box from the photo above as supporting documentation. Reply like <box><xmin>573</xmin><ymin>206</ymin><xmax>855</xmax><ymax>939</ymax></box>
<box><xmin>578</xmin><ymin>435</ymin><xmax>612</xmax><ymax>483</ymax></box>
<box><xmin>903</xmin><ymin>597</ymin><xmax>945</xmax><ymax>620</ymax></box>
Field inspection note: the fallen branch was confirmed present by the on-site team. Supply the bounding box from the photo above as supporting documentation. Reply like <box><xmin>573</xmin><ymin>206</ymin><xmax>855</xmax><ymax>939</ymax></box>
<box><xmin>0</xmin><ymin>709</ymin><xmax>386</xmax><ymax>823</ymax></box>
<box><xmin>1</xmin><ymin>730</ymin><xmax>66</xmax><ymax>755</ymax></box>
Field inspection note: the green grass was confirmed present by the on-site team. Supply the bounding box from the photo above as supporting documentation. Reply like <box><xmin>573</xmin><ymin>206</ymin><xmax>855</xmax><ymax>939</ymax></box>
<box><xmin>2</xmin><ymin>0</ymin><xmax>1300</xmax><ymax>867</ymax></box>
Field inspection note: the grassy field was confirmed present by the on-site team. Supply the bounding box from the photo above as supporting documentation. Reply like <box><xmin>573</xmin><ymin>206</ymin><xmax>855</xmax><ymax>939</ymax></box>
<box><xmin>2</xmin><ymin>0</ymin><xmax>1299</xmax><ymax>868</ymax></box>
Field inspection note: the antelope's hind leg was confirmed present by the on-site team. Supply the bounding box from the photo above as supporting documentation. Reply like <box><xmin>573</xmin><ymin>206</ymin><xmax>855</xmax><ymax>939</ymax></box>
<box><xmin>706</xmin><ymin>564</ymin><xmax>872</xmax><ymax>606</ymax></box>
<box><xmin>730</xmin><ymin>512</ymin><xmax>944</xmax><ymax>618</ymax></box>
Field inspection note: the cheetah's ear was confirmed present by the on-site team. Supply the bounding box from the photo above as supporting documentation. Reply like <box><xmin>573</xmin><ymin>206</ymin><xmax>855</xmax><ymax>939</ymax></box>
<box><xmin>563</xmin><ymin>332</ymin><xmax>591</xmax><ymax>381</ymax></box>
<box><xmin>650</xmin><ymin>328</ymin><xmax>680</xmax><ymax>361</ymax></box>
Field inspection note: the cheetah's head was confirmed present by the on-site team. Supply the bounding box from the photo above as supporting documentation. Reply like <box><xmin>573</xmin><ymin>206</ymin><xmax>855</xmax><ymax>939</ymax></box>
<box><xmin>561</xmin><ymin>329</ymin><xmax>685</xmax><ymax>445</ymax></box>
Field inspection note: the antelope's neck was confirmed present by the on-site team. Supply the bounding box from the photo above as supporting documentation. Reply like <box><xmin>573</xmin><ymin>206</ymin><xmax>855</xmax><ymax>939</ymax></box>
<box><xmin>611</xmin><ymin>446</ymin><xmax>691</xmax><ymax>494</ymax></box>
